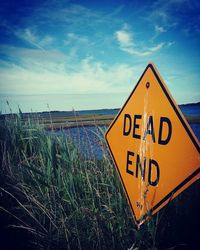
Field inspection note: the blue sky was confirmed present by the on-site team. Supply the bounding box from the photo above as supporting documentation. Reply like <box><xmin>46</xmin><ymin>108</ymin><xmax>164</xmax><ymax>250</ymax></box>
<box><xmin>0</xmin><ymin>0</ymin><xmax>200</xmax><ymax>112</ymax></box>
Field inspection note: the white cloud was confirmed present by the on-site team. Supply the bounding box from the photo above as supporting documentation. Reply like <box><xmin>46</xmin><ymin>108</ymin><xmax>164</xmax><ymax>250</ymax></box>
<box><xmin>155</xmin><ymin>25</ymin><xmax>166</xmax><ymax>33</ymax></box>
<box><xmin>35</xmin><ymin>3</ymin><xmax>120</xmax><ymax>31</ymax></box>
<box><xmin>39</xmin><ymin>35</ymin><xmax>54</xmax><ymax>46</ymax></box>
<box><xmin>64</xmin><ymin>33</ymin><xmax>89</xmax><ymax>45</ymax></box>
<box><xmin>0</xmin><ymin>47</ymin><xmax>139</xmax><ymax>95</ymax></box>
<box><xmin>151</xmin><ymin>24</ymin><xmax>168</xmax><ymax>41</ymax></box>
<box><xmin>115</xmin><ymin>29</ymin><xmax>133</xmax><ymax>47</ymax></box>
<box><xmin>147</xmin><ymin>0</ymin><xmax>188</xmax><ymax>29</ymax></box>
<box><xmin>15</xmin><ymin>28</ymin><xmax>54</xmax><ymax>50</ymax></box>
<box><xmin>115</xmin><ymin>27</ymin><xmax>165</xmax><ymax>57</ymax></box>
<box><xmin>149</xmin><ymin>43</ymin><xmax>165</xmax><ymax>52</ymax></box>
<box><xmin>0</xmin><ymin>45</ymin><xmax>66</xmax><ymax>69</ymax></box>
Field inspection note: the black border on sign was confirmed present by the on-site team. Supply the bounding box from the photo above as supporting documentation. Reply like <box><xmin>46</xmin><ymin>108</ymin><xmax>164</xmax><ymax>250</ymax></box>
<box><xmin>105</xmin><ymin>63</ymin><xmax>200</xmax><ymax>225</ymax></box>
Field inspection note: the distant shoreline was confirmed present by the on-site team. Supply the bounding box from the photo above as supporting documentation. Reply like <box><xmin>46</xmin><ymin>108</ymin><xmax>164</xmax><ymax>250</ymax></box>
<box><xmin>1</xmin><ymin>102</ymin><xmax>199</xmax><ymax>117</ymax></box>
<box><xmin>1</xmin><ymin>102</ymin><xmax>199</xmax><ymax>130</ymax></box>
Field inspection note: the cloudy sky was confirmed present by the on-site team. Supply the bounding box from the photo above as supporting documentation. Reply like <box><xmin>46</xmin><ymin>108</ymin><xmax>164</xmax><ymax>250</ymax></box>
<box><xmin>0</xmin><ymin>0</ymin><xmax>200</xmax><ymax>112</ymax></box>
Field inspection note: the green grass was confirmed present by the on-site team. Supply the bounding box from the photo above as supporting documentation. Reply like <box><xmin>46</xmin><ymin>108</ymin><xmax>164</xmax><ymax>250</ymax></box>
<box><xmin>0</xmin><ymin>113</ymin><xmax>199</xmax><ymax>250</ymax></box>
<box><xmin>0</xmin><ymin>114</ymin><xmax>137</xmax><ymax>249</ymax></box>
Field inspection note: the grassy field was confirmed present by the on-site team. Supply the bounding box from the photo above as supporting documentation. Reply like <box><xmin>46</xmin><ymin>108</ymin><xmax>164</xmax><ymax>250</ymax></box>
<box><xmin>0</xmin><ymin>112</ymin><xmax>199</xmax><ymax>250</ymax></box>
<box><xmin>1</xmin><ymin>110</ymin><xmax>199</xmax><ymax>130</ymax></box>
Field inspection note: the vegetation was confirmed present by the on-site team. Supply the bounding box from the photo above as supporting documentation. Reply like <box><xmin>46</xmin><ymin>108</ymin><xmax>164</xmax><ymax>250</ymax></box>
<box><xmin>0</xmin><ymin>111</ymin><xmax>114</xmax><ymax>130</ymax></box>
<box><xmin>0</xmin><ymin>112</ymin><xmax>199</xmax><ymax>250</ymax></box>
<box><xmin>1</xmin><ymin>107</ymin><xmax>199</xmax><ymax>131</ymax></box>
<box><xmin>0</xmin><ymin>113</ymin><xmax>135</xmax><ymax>249</ymax></box>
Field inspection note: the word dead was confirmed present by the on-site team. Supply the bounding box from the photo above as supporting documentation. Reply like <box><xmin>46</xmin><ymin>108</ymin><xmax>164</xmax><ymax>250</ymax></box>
<box><xmin>123</xmin><ymin>114</ymin><xmax>172</xmax><ymax>186</ymax></box>
<box><xmin>123</xmin><ymin>114</ymin><xmax>172</xmax><ymax>144</ymax></box>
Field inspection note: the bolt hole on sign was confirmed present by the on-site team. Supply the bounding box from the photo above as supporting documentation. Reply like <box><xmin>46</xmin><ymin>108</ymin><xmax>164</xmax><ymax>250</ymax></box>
<box><xmin>105</xmin><ymin>62</ymin><xmax>200</xmax><ymax>226</ymax></box>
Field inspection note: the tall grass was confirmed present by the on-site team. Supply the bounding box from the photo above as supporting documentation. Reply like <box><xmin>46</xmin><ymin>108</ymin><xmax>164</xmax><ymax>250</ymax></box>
<box><xmin>0</xmin><ymin>113</ymin><xmax>199</xmax><ymax>250</ymax></box>
<box><xmin>0</xmin><ymin>114</ymin><xmax>137</xmax><ymax>249</ymax></box>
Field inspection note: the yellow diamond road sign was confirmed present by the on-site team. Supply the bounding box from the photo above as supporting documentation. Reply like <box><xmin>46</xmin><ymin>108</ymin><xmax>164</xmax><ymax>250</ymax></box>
<box><xmin>105</xmin><ymin>63</ymin><xmax>200</xmax><ymax>225</ymax></box>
